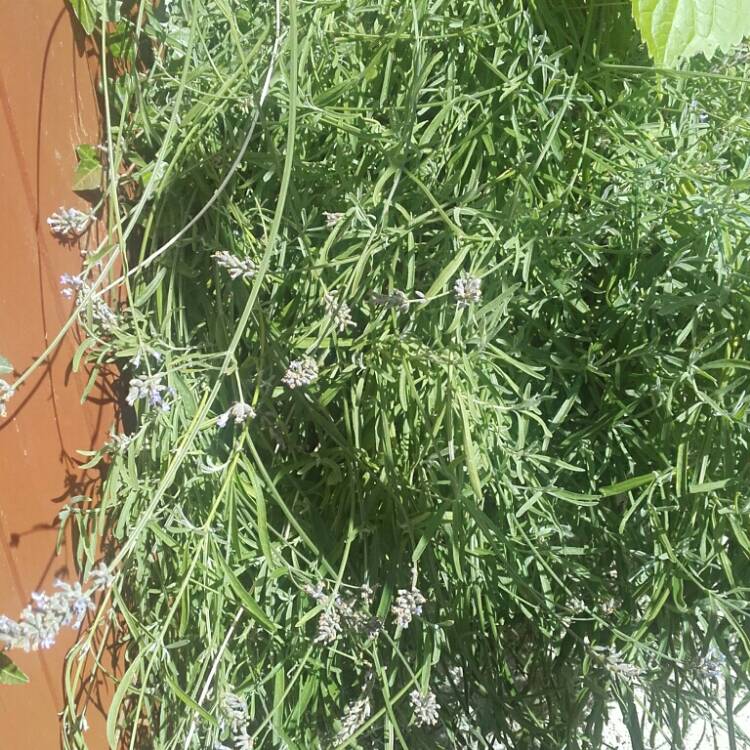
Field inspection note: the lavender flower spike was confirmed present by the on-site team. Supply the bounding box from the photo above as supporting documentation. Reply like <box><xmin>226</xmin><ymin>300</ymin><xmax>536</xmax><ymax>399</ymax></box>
<box><xmin>0</xmin><ymin>563</ymin><xmax>113</xmax><ymax>653</ymax></box>
<box><xmin>0</xmin><ymin>581</ymin><xmax>93</xmax><ymax>651</ymax></box>
<box><xmin>313</xmin><ymin>608</ymin><xmax>341</xmax><ymax>644</ymax></box>
<box><xmin>217</xmin><ymin>401</ymin><xmax>256</xmax><ymax>428</ymax></box>
<box><xmin>323</xmin><ymin>211</ymin><xmax>344</xmax><ymax>228</ymax></box>
<box><xmin>126</xmin><ymin>373</ymin><xmax>171</xmax><ymax>412</ymax></box>
<box><xmin>47</xmin><ymin>207</ymin><xmax>92</xmax><ymax>239</ymax></box>
<box><xmin>409</xmin><ymin>689</ymin><xmax>440</xmax><ymax>727</ymax></box>
<box><xmin>391</xmin><ymin>587</ymin><xmax>426</xmax><ymax>629</ymax></box>
<box><xmin>324</xmin><ymin>290</ymin><xmax>355</xmax><ymax>332</ymax></box>
<box><xmin>281</xmin><ymin>357</ymin><xmax>318</xmax><ymax>389</ymax></box>
<box><xmin>337</xmin><ymin>697</ymin><xmax>372</xmax><ymax>742</ymax></box>
<box><xmin>213</xmin><ymin>251</ymin><xmax>256</xmax><ymax>281</ymax></box>
<box><xmin>0</xmin><ymin>379</ymin><xmax>15</xmax><ymax>419</ymax></box>
<box><xmin>87</xmin><ymin>562</ymin><xmax>115</xmax><ymax>592</ymax></box>
<box><xmin>453</xmin><ymin>273</ymin><xmax>482</xmax><ymax>308</ymax></box>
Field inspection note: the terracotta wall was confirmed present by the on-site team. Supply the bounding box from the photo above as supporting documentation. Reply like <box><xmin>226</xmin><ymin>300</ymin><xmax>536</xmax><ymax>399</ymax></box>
<box><xmin>0</xmin><ymin>3</ymin><xmax>113</xmax><ymax>746</ymax></box>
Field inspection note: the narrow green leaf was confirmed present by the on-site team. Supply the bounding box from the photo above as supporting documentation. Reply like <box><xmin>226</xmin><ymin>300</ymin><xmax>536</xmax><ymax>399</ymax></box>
<box><xmin>72</xmin><ymin>337</ymin><xmax>96</xmax><ymax>373</ymax></box>
<box><xmin>689</xmin><ymin>478</ymin><xmax>730</xmax><ymax>494</ymax></box>
<box><xmin>459</xmin><ymin>400</ymin><xmax>482</xmax><ymax>499</ymax></box>
<box><xmin>599</xmin><ymin>473</ymin><xmax>657</xmax><ymax>497</ymax></box>
<box><xmin>215</xmin><ymin>553</ymin><xmax>276</xmax><ymax>633</ymax></box>
<box><xmin>164</xmin><ymin>672</ymin><xmax>217</xmax><ymax>727</ymax></box>
<box><xmin>546</xmin><ymin>488</ymin><xmax>600</xmax><ymax>506</ymax></box>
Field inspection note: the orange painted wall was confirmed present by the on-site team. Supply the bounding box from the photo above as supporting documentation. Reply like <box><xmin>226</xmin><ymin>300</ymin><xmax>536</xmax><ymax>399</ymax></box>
<box><xmin>0</xmin><ymin>3</ymin><xmax>113</xmax><ymax>746</ymax></box>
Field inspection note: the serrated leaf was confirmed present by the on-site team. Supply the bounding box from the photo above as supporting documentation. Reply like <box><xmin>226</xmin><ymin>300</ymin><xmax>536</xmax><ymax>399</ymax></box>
<box><xmin>0</xmin><ymin>654</ymin><xmax>29</xmax><ymax>685</ymax></box>
<box><xmin>0</xmin><ymin>355</ymin><xmax>12</xmax><ymax>375</ymax></box>
<box><xmin>632</xmin><ymin>0</ymin><xmax>750</xmax><ymax>66</ymax></box>
<box><xmin>68</xmin><ymin>0</ymin><xmax>97</xmax><ymax>35</ymax></box>
<box><xmin>73</xmin><ymin>144</ymin><xmax>102</xmax><ymax>192</ymax></box>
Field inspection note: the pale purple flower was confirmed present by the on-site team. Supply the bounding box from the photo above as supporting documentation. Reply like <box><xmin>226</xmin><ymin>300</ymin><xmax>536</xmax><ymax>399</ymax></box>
<box><xmin>336</xmin><ymin>697</ymin><xmax>371</xmax><ymax>742</ymax></box>
<box><xmin>281</xmin><ymin>357</ymin><xmax>318</xmax><ymax>389</ymax></box>
<box><xmin>306</xmin><ymin>582</ymin><xmax>379</xmax><ymax>643</ymax></box>
<box><xmin>87</xmin><ymin>562</ymin><xmax>114</xmax><ymax>592</ymax></box>
<box><xmin>588</xmin><ymin>641</ymin><xmax>643</xmax><ymax>684</ymax></box>
<box><xmin>0</xmin><ymin>379</ymin><xmax>15</xmax><ymax>419</ymax></box>
<box><xmin>219</xmin><ymin>691</ymin><xmax>252</xmax><ymax>749</ymax></box>
<box><xmin>391</xmin><ymin>587</ymin><xmax>426</xmax><ymax>629</ymax></box>
<box><xmin>453</xmin><ymin>273</ymin><xmax>482</xmax><ymax>308</ymax></box>
<box><xmin>60</xmin><ymin>273</ymin><xmax>84</xmax><ymax>298</ymax></box>
<box><xmin>217</xmin><ymin>401</ymin><xmax>255</xmax><ymax>428</ymax></box>
<box><xmin>59</xmin><ymin>274</ymin><xmax>116</xmax><ymax>328</ymax></box>
<box><xmin>324</xmin><ymin>290</ymin><xmax>354</xmax><ymax>332</ymax></box>
<box><xmin>0</xmin><ymin>579</ymin><xmax>96</xmax><ymax>652</ymax></box>
<box><xmin>213</xmin><ymin>251</ymin><xmax>256</xmax><ymax>281</ymax></box>
<box><xmin>104</xmin><ymin>433</ymin><xmax>133</xmax><ymax>455</ymax></box>
<box><xmin>129</xmin><ymin>347</ymin><xmax>165</xmax><ymax>372</ymax></box>
<box><xmin>221</xmin><ymin>691</ymin><xmax>248</xmax><ymax>726</ymax></box>
<box><xmin>304</xmin><ymin>582</ymin><xmax>327</xmax><ymax>602</ymax></box>
<box><xmin>409</xmin><ymin>689</ymin><xmax>439</xmax><ymax>727</ymax></box>
<box><xmin>314</xmin><ymin>608</ymin><xmax>341</xmax><ymax>644</ymax></box>
<box><xmin>323</xmin><ymin>211</ymin><xmax>344</xmax><ymax>228</ymax></box>
<box><xmin>54</xmin><ymin>580</ymin><xmax>94</xmax><ymax>627</ymax></box>
<box><xmin>700</xmin><ymin>649</ymin><xmax>725</xmax><ymax>680</ymax></box>
<box><xmin>47</xmin><ymin>207</ymin><xmax>92</xmax><ymax>239</ymax></box>
<box><xmin>126</xmin><ymin>373</ymin><xmax>171</xmax><ymax>411</ymax></box>
<box><xmin>360</xmin><ymin>583</ymin><xmax>374</xmax><ymax>605</ymax></box>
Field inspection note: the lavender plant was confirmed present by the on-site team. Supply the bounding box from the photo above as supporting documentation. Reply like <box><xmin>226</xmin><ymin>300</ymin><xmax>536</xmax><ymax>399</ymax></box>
<box><xmin>24</xmin><ymin>1</ymin><xmax>750</xmax><ymax>749</ymax></box>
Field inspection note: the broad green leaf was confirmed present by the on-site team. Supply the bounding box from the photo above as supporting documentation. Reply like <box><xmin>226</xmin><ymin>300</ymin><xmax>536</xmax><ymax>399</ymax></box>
<box><xmin>72</xmin><ymin>144</ymin><xmax>102</xmax><ymax>192</ymax></box>
<box><xmin>107</xmin><ymin>22</ymin><xmax>132</xmax><ymax>60</ymax></box>
<box><xmin>632</xmin><ymin>0</ymin><xmax>750</xmax><ymax>66</ymax></box>
<box><xmin>0</xmin><ymin>654</ymin><xmax>29</xmax><ymax>685</ymax></box>
<box><xmin>102</xmin><ymin>0</ymin><xmax>121</xmax><ymax>21</ymax></box>
<box><xmin>68</xmin><ymin>0</ymin><xmax>97</xmax><ymax>35</ymax></box>
<box><xmin>0</xmin><ymin>355</ymin><xmax>12</xmax><ymax>375</ymax></box>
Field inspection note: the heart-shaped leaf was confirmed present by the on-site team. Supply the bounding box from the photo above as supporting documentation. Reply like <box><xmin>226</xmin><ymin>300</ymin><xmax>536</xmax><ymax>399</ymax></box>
<box><xmin>632</xmin><ymin>0</ymin><xmax>750</xmax><ymax>66</ymax></box>
<box><xmin>73</xmin><ymin>144</ymin><xmax>103</xmax><ymax>193</ymax></box>
<box><xmin>68</xmin><ymin>0</ymin><xmax>96</xmax><ymax>35</ymax></box>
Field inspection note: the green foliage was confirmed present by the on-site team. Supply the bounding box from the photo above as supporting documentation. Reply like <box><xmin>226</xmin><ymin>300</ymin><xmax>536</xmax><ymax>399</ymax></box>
<box><xmin>632</xmin><ymin>0</ymin><xmax>750</xmax><ymax>65</ymax></box>
<box><xmin>67</xmin><ymin>0</ymin><xmax>96</xmax><ymax>35</ymax></box>
<box><xmin>72</xmin><ymin>144</ymin><xmax>102</xmax><ymax>193</ymax></box>
<box><xmin>58</xmin><ymin>1</ymin><xmax>750</xmax><ymax>749</ymax></box>
<box><xmin>0</xmin><ymin>654</ymin><xmax>29</xmax><ymax>685</ymax></box>
<box><xmin>67</xmin><ymin>0</ymin><xmax>120</xmax><ymax>34</ymax></box>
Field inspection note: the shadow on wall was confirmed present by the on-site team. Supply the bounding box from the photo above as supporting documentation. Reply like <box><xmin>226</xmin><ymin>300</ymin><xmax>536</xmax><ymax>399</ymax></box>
<box><xmin>0</xmin><ymin>2</ymin><xmax>118</xmax><ymax>747</ymax></box>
